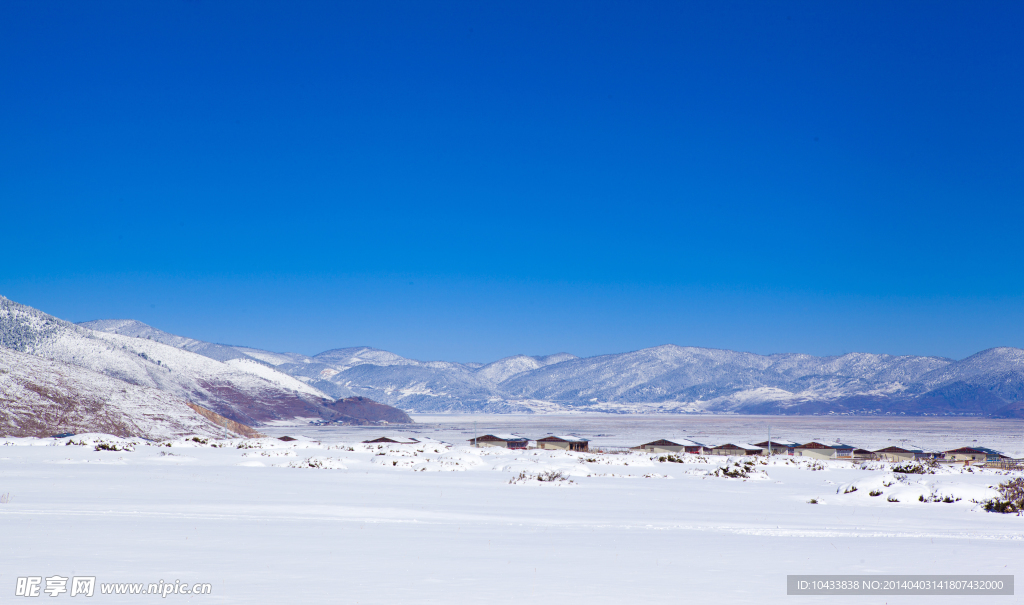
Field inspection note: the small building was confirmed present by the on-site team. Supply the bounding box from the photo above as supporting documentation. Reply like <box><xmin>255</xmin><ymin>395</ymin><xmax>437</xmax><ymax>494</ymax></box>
<box><xmin>710</xmin><ymin>443</ymin><xmax>763</xmax><ymax>456</ymax></box>
<box><xmin>469</xmin><ymin>434</ymin><xmax>529</xmax><ymax>449</ymax></box>
<box><xmin>752</xmin><ymin>439</ymin><xmax>800</xmax><ymax>456</ymax></box>
<box><xmin>853</xmin><ymin>448</ymin><xmax>877</xmax><ymax>460</ymax></box>
<box><xmin>362</xmin><ymin>436</ymin><xmax>420</xmax><ymax>445</ymax></box>
<box><xmin>873</xmin><ymin>445</ymin><xmax>927</xmax><ymax>462</ymax></box>
<box><xmin>635</xmin><ymin>439</ymin><xmax>707</xmax><ymax>454</ymax></box>
<box><xmin>536</xmin><ymin>436</ymin><xmax>590</xmax><ymax>452</ymax></box>
<box><xmin>943</xmin><ymin>446</ymin><xmax>1007</xmax><ymax>464</ymax></box>
<box><xmin>794</xmin><ymin>442</ymin><xmax>855</xmax><ymax>460</ymax></box>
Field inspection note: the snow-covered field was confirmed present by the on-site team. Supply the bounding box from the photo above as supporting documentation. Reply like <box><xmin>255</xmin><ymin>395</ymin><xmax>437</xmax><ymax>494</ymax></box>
<box><xmin>1</xmin><ymin>432</ymin><xmax>1022</xmax><ymax>603</ymax></box>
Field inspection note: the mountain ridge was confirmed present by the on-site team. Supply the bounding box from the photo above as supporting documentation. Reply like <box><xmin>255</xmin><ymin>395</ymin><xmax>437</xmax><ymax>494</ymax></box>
<box><xmin>76</xmin><ymin>312</ymin><xmax>1024</xmax><ymax>418</ymax></box>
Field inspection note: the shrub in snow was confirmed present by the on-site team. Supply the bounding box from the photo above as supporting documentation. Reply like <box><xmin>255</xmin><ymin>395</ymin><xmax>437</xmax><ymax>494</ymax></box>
<box><xmin>891</xmin><ymin>461</ymin><xmax>935</xmax><ymax>475</ymax></box>
<box><xmin>535</xmin><ymin>470</ymin><xmax>568</xmax><ymax>482</ymax></box>
<box><xmin>983</xmin><ymin>478</ymin><xmax>1024</xmax><ymax>515</ymax></box>
<box><xmin>94</xmin><ymin>442</ymin><xmax>134</xmax><ymax>452</ymax></box>
<box><xmin>706</xmin><ymin>460</ymin><xmax>766</xmax><ymax>479</ymax></box>
<box><xmin>807</xmin><ymin>498</ymin><xmax>818</xmax><ymax>504</ymax></box>
<box><xmin>509</xmin><ymin>470</ymin><xmax>573</xmax><ymax>485</ymax></box>
<box><xmin>0</xmin><ymin>493</ymin><xmax>11</xmax><ymax>504</ymax></box>
<box><xmin>288</xmin><ymin>457</ymin><xmax>346</xmax><ymax>470</ymax></box>
<box><xmin>790</xmin><ymin>459</ymin><xmax>825</xmax><ymax>471</ymax></box>
<box><xmin>869</xmin><ymin>489</ymin><xmax>883</xmax><ymax>497</ymax></box>
<box><xmin>658</xmin><ymin>455</ymin><xmax>684</xmax><ymax>464</ymax></box>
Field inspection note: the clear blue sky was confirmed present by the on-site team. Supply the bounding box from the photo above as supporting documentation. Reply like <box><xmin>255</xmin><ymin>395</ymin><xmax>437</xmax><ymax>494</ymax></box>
<box><xmin>2</xmin><ymin>1</ymin><xmax>1022</xmax><ymax>363</ymax></box>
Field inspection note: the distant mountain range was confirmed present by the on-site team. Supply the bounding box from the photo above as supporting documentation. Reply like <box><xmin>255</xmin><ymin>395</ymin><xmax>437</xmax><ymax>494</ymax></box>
<box><xmin>73</xmin><ymin>306</ymin><xmax>1024</xmax><ymax>419</ymax></box>
<box><xmin>4</xmin><ymin>295</ymin><xmax>1023</xmax><ymax>424</ymax></box>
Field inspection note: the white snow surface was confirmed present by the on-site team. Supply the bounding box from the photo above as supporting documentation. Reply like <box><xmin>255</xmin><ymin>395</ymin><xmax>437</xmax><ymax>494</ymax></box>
<box><xmin>0</xmin><ymin>435</ymin><xmax>1021</xmax><ymax>603</ymax></box>
<box><xmin>221</xmin><ymin>358</ymin><xmax>326</xmax><ymax>397</ymax></box>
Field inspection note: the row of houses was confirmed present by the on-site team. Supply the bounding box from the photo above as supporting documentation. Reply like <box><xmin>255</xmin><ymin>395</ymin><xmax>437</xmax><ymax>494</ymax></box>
<box><xmin>362</xmin><ymin>435</ymin><xmax>1009</xmax><ymax>463</ymax></box>
<box><xmin>364</xmin><ymin>434</ymin><xmax>591</xmax><ymax>452</ymax></box>
<box><xmin>634</xmin><ymin>438</ymin><xmax>1010</xmax><ymax>463</ymax></box>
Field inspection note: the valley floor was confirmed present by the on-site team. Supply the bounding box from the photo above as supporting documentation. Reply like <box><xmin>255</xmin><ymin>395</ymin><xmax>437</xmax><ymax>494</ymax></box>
<box><xmin>1</xmin><ymin>434</ymin><xmax>1022</xmax><ymax>604</ymax></box>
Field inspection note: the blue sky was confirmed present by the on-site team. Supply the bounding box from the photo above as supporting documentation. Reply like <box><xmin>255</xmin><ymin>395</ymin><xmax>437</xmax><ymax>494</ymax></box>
<box><xmin>2</xmin><ymin>1</ymin><xmax>1022</xmax><ymax>362</ymax></box>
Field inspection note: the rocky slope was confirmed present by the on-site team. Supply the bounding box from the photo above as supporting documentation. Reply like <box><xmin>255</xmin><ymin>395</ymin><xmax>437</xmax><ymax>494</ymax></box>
<box><xmin>320</xmin><ymin>396</ymin><xmax>414</xmax><ymax>425</ymax></box>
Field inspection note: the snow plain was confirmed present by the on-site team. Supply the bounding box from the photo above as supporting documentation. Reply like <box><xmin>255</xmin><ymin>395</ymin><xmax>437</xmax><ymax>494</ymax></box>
<box><xmin>1</xmin><ymin>432</ymin><xmax>1022</xmax><ymax>604</ymax></box>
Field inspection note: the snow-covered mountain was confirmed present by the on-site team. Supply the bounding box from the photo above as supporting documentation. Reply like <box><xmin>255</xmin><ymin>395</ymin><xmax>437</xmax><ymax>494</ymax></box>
<box><xmin>81</xmin><ymin>319</ymin><xmax>257</xmax><ymax>363</ymax></box>
<box><xmin>70</xmin><ymin>313</ymin><xmax>1024</xmax><ymax>417</ymax></box>
<box><xmin>1</xmin><ymin>297</ymin><xmax>334</xmax><ymax>425</ymax></box>
<box><xmin>0</xmin><ymin>347</ymin><xmax>240</xmax><ymax>439</ymax></box>
<box><xmin>498</xmin><ymin>346</ymin><xmax>955</xmax><ymax>412</ymax></box>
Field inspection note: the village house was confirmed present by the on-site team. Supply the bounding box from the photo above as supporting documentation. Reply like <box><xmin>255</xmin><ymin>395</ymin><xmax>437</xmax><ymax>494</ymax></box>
<box><xmin>635</xmin><ymin>439</ymin><xmax>707</xmax><ymax>454</ymax></box>
<box><xmin>362</xmin><ymin>436</ymin><xmax>420</xmax><ymax>445</ymax></box>
<box><xmin>536</xmin><ymin>436</ymin><xmax>590</xmax><ymax>452</ymax></box>
<box><xmin>943</xmin><ymin>446</ymin><xmax>1006</xmax><ymax>464</ymax></box>
<box><xmin>794</xmin><ymin>441</ymin><xmax>855</xmax><ymax>460</ymax></box>
<box><xmin>853</xmin><ymin>448</ymin><xmax>877</xmax><ymax>460</ymax></box>
<box><xmin>873</xmin><ymin>445</ymin><xmax>926</xmax><ymax>462</ymax></box>
<box><xmin>752</xmin><ymin>439</ymin><xmax>800</xmax><ymax>455</ymax></box>
<box><xmin>469</xmin><ymin>434</ymin><xmax>529</xmax><ymax>449</ymax></box>
<box><xmin>710</xmin><ymin>443</ymin><xmax>763</xmax><ymax>456</ymax></box>
<box><xmin>872</xmin><ymin>445</ymin><xmax>942</xmax><ymax>462</ymax></box>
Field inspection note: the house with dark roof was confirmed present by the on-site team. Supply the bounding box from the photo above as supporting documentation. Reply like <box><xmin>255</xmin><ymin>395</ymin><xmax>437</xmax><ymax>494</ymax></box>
<box><xmin>795</xmin><ymin>441</ymin><xmax>855</xmax><ymax>460</ymax></box>
<box><xmin>710</xmin><ymin>443</ymin><xmax>762</xmax><ymax>456</ymax></box>
<box><xmin>873</xmin><ymin>445</ymin><xmax>937</xmax><ymax>462</ymax></box>
<box><xmin>537</xmin><ymin>436</ymin><xmax>589</xmax><ymax>452</ymax></box>
<box><xmin>635</xmin><ymin>439</ymin><xmax>707</xmax><ymax>454</ymax></box>
<box><xmin>753</xmin><ymin>439</ymin><xmax>800</xmax><ymax>456</ymax></box>
<box><xmin>469</xmin><ymin>434</ymin><xmax>529</xmax><ymax>449</ymax></box>
<box><xmin>944</xmin><ymin>446</ymin><xmax>1007</xmax><ymax>464</ymax></box>
<box><xmin>362</xmin><ymin>436</ymin><xmax>420</xmax><ymax>445</ymax></box>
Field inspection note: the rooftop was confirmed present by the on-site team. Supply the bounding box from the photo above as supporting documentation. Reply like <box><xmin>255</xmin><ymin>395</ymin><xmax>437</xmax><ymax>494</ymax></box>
<box><xmin>538</xmin><ymin>435</ymin><xmax>590</xmax><ymax>442</ymax></box>
<box><xmin>470</xmin><ymin>434</ymin><xmax>528</xmax><ymax>442</ymax></box>
<box><xmin>639</xmin><ymin>438</ymin><xmax>705</xmax><ymax>447</ymax></box>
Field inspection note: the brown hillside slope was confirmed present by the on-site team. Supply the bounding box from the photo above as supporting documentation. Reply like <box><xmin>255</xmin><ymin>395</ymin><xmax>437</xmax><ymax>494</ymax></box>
<box><xmin>321</xmin><ymin>396</ymin><xmax>413</xmax><ymax>424</ymax></box>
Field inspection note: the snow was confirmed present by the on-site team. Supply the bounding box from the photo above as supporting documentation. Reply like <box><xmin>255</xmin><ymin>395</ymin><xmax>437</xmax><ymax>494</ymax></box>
<box><xmin>222</xmin><ymin>358</ymin><xmax>327</xmax><ymax>397</ymax></box>
<box><xmin>2</xmin><ymin>433</ymin><xmax>1021</xmax><ymax>604</ymax></box>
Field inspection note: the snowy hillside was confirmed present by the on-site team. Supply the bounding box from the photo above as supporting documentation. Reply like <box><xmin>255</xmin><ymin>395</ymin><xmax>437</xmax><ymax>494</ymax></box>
<box><xmin>476</xmin><ymin>353</ymin><xmax>579</xmax><ymax>384</ymax></box>
<box><xmin>1</xmin><ymin>297</ymin><xmax>333</xmax><ymax>425</ymax></box>
<box><xmin>918</xmin><ymin>347</ymin><xmax>1024</xmax><ymax>401</ymax></box>
<box><xmin>0</xmin><ymin>347</ymin><xmax>235</xmax><ymax>439</ymax></box>
<box><xmin>81</xmin><ymin>319</ymin><xmax>255</xmax><ymax>363</ymax></box>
